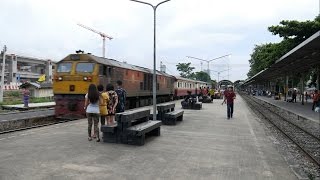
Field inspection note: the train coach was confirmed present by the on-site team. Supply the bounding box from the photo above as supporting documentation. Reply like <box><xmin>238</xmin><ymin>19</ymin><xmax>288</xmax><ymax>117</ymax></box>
<box><xmin>53</xmin><ymin>52</ymin><xmax>175</xmax><ymax>119</ymax></box>
<box><xmin>174</xmin><ymin>76</ymin><xmax>209</xmax><ymax>99</ymax></box>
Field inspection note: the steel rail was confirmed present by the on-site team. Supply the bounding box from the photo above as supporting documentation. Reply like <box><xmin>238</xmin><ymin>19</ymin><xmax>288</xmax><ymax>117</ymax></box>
<box><xmin>242</xmin><ymin>94</ymin><xmax>320</xmax><ymax>167</ymax></box>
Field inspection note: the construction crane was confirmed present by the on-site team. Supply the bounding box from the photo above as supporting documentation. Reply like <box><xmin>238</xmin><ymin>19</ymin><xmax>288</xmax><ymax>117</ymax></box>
<box><xmin>77</xmin><ymin>23</ymin><xmax>113</xmax><ymax>58</ymax></box>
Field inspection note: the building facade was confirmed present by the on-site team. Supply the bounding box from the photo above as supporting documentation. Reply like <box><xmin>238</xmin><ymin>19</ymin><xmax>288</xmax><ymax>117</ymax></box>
<box><xmin>0</xmin><ymin>54</ymin><xmax>55</xmax><ymax>84</ymax></box>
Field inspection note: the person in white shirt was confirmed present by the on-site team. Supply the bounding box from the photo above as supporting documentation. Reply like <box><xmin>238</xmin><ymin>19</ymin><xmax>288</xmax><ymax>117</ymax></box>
<box><xmin>84</xmin><ymin>84</ymin><xmax>101</xmax><ymax>142</ymax></box>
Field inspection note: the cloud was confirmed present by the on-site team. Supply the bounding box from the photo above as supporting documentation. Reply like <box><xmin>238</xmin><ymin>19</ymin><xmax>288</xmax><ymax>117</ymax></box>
<box><xmin>0</xmin><ymin>0</ymin><xmax>318</xmax><ymax>81</ymax></box>
<box><xmin>158</xmin><ymin>31</ymin><xmax>246</xmax><ymax>50</ymax></box>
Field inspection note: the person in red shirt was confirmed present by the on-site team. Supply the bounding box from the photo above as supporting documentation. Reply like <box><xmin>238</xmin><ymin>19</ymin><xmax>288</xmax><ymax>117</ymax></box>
<box><xmin>222</xmin><ymin>86</ymin><xmax>236</xmax><ymax>119</ymax></box>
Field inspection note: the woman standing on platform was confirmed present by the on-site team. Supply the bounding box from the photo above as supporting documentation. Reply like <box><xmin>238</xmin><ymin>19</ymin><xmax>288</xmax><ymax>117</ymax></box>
<box><xmin>97</xmin><ymin>84</ymin><xmax>109</xmax><ymax>126</ymax></box>
<box><xmin>84</xmin><ymin>84</ymin><xmax>100</xmax><ymax>142</ymax></box>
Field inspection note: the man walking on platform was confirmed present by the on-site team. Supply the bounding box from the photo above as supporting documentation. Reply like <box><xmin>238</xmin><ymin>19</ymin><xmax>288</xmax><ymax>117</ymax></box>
<box><xmin>222</xmin><ymin>86</ymin><xmax>236</xmax><ymax>119</ymax></box>
<box><xmin>292</xmin><ymin>90</ymin><xmax>297</xmax><ymax>103</ymax></box>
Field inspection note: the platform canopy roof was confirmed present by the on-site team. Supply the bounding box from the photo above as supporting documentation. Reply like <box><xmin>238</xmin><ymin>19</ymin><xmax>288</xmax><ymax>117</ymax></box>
<box><xmin>244</xmin><ymin>30</ymin><xmax>320</xmax><ymax>85</ymax></box>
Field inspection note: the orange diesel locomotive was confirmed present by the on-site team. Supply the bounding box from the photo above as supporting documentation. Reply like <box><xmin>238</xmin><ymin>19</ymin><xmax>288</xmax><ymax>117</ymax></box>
<box><xmin>53</xmin><ymin>52</ymin><xmax>175</xmax><ymax>119</ymax></box>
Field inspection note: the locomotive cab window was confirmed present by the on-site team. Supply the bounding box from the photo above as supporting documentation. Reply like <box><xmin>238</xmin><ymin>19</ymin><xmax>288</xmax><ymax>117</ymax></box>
<box><xmin>57</xmin><ymin>63</ymin><xmax>72</xmax><ymax>73</ymax></box>
<box><xmin>76</xmin><ymin>63</ymin><xmax>95</xmax><ymax>73</ymax></box>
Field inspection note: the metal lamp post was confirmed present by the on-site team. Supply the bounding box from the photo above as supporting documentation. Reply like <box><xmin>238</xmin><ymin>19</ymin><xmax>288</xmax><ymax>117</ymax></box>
<box><xmin>186</xmin><ymin>54</ymin><xmax>231</xmax><ymax>76</ymax></box>
<box><xmin>129</xmin><ymin>0</ymin><xmax>171</xmax><ymax>121</ymax></box>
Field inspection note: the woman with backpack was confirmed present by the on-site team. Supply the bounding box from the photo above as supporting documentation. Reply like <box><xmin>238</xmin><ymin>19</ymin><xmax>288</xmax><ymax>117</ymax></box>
<box><xmin>84</xmin><ymin>84</ymin><xmax>101</xmax><ymax>142</ymax></box>
<box><xmin>106</xmin><ymin>83</ymin><xmax>118</xmax><ymax>125</ymax></box>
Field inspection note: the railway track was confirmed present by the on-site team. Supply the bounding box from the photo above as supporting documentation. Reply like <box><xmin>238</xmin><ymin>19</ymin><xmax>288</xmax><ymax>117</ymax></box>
<box><xmin>0</xmin><ymin>100</ymin><xmax>175</xmax><ymax>134</ymax></box>
<box><xmin>242</xmin><ymin>94</ymin><xmax>320</xmax><ymax>167</ymax></box>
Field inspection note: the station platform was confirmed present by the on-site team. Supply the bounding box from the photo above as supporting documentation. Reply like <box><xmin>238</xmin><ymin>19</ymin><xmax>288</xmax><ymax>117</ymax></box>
<box><xmin>0</xmin><ymin>109</ymin><xmax>54</xmax><ymax>122</ymax></box>
<box><xmin>254</xmin><ymin>95</ymin><xmax>320</xmax><ymax>124</ymax></box>
<box><xmin>0</xmin><ymin>97</ymin><xmax>297</xmax><ymax>180</ymax></box>
<box><xmin>1</xmin><ymin>102</ymin><xmax>55</xmax><ymax>110</ymax></box>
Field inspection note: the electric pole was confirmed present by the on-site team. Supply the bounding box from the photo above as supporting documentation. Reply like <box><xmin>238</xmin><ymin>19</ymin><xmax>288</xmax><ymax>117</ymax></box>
<box><xmin>0</xmin><ymin>45</ymin><xmax>7</xmax><ymax>102</ymax></box>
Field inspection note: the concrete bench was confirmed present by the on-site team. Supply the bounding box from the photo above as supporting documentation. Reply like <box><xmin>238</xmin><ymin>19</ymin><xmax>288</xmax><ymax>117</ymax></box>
<box><xmin>101</xmin><ymin>124</ymin><xmax>118</xmax><ymax>143</ymax></box>
<box><xmin>199</xmin><ymin>96</ymin><xmax>212</xmax><ymax>103</ymax></box>
<box><xmin>156</xmin><ymin>103</ymin><xmax>184</xmax><ymax>125</ymax></box>
<box><xmin>194</xmin><ymin>102</ymin><xmax>202</xmax><ymax>110</ymax></box>
<box><xmin>156</xmin><ymin>103</ymin><xmax>175</xmax><ymax>120</ymax></box>
<box><xmin>182</xmin><ymin>101</ymin><xmax>202</xmax><ymax>110</ymax></box>
<box><xmin>126</xmin><ymin>120</ymin><xmax>161</xmax><ymax>145</ymax></box>
<box><xmin>163</xmin><ymin>110</ymin><xmax>184</xmax><ymax>125</ymax></box>
<box><xmin>101</xmin><ymin>109</ymin><xmax>161</xmax><ymax>145</ymax></box>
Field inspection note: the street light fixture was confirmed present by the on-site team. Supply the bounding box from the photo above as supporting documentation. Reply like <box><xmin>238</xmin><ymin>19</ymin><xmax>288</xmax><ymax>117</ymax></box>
<box><xmin>186</xmin><ymin>54</ymin><xmax>231</xmax><ymax>75</ymax></box>
<box><xmin>129</xmin><ymin>0</ymin><xmax>171</xmax><ymax>121</ymax></box>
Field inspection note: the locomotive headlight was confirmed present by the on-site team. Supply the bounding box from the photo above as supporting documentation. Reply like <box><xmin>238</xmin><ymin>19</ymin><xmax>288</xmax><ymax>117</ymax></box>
<box><xmin>83</xmin><ymin>77</ymin><xmax>88</xmax><ymax>81</ymax></box>
<box><xmin>58</xmin><ymin>77</ymin><xmax>63</xmax><ymax>81</ymax></box>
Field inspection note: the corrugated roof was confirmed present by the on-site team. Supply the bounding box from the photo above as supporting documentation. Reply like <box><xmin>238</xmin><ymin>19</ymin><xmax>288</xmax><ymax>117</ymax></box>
<box><xmin>244</xmin><ymin>30</ymin><xmax>320</xmax><ymax>85</ymax></box>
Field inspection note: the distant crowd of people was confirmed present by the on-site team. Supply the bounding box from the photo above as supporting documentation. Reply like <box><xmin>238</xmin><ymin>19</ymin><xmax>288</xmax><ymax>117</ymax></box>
<box><xmin>84</xmin><ymin>80</ymin><xmax>126</xmax><ymax>142</ymax></box>
<box><xmin>248</xmin><ymin>87</ymin><xmax>320</xmax><ymax>112</ymax></box>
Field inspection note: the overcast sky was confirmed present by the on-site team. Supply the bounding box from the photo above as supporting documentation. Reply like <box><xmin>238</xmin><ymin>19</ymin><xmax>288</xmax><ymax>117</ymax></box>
<box><xmin>0</xmin><ymin>0</ymin><xmax>318</xmax><ymax>81</ymax></box>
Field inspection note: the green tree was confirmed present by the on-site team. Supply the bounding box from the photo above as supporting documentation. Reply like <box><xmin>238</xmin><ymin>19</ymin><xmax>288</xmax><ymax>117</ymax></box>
<box><xmin>247</xmin><ymin>16</ymin><xmax>320</xmax><ymax>78</ymax></box>
<box><xmin>247</xmin><ymin>39</ymin><xmax>296</xmax><ymax>77</ymax></box>
<box><xmin>194</xmin><ymin>71</ymin><xmax>211</xmax><ymax>82</ymax></box>
<box><xmin>176</xmin><ymin>63</ymin><xmax>195</xmax><ymax>78</ymax></box>
<box><xmin>268</xmin><ymin>16</ymin><xmax>320</xmax><ymax>42</ymax></box>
